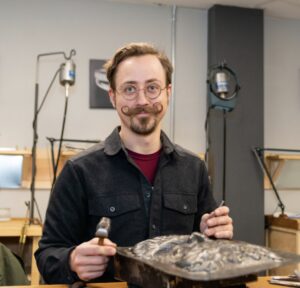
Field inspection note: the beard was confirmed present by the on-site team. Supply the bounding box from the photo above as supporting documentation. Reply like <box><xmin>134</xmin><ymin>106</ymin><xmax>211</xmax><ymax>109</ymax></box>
<box><xmin>121</xmin><ymin>102</ymin><xmax>163</xmax><ymax>135</ymax></box>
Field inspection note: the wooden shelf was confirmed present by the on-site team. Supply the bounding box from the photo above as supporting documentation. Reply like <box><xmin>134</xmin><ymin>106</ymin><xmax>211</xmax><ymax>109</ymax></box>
<box><xmin>266</xmin><ymin>154</ymin><xmax>300</xmax><ymax>161</ymax></box>
<box><xmin>1</xmin><ymin>150</ymin><xmax>298</xmax><ymax>190</ymax></box>
<box><xmin>0</xmin><ymin>217</ymin><xmax>42</xmax><ymax>237</ymax></box>
<box><xmin>265</xmin><ymin>215</ymin><xmax>300</xmax><ymax>275</ymax></box>
<box><xmin>0</xmin><ymin>218</ymin><xmax>43</xmax><ymax>284</ymax></box>
<box><xmin>264</xmin><ymin>153</ymin><xmax>300</xmax><ymax>190</ymax></box>
<box><xmin>2</xmin><ymin>283</ymin><xmax>128</xmax><ymax>288</ymax></box>
<box><xmin>8</xmin><ymin>150</ymin><xmax>299</xmax><ymax>190</ymax></box>
<box><xmin>0</xmin><ymin>149</ymin><xmax>78</xmax><ymax>190</ymax></box>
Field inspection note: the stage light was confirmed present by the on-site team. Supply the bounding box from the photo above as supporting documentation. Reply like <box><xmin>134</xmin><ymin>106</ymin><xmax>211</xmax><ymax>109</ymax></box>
<box><xmin>29</xmin><ymin>49</ymin><xmax>76</xmax><ymax>224</ymax></box>
<box><xmin>206</xmin><ymin>62</ymin><xmax>240</xmax><ymax>202</ymax></box>
<box><xmin>207</xmin><ymin>62</ymin><xmax>240</xmax><ymax>112</ymax></box>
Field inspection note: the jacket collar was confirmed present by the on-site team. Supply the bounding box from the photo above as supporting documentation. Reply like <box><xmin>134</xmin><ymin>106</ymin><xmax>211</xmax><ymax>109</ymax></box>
<box><xmin>104</xmin><ymin>126</ymin><xmax>179</xmax><ymax>156</ymax></box>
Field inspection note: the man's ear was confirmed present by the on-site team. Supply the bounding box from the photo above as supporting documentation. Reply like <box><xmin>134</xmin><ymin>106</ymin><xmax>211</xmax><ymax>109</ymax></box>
<box><xmin>108</xmin><ymin>88</ymin><xmax>116</xmax><ymax>108</ymax></box>
<box><xmin>167</xmin><ymin>84</ymin><xmax>172</xmax><ymax>101</ymax></box>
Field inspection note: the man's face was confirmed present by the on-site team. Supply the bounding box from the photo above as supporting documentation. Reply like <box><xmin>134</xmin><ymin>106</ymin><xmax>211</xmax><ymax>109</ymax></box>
<box><xmin>109</xmin><ymin>55</ymin><xmax>171</xmax><ymax>136</ymax></box>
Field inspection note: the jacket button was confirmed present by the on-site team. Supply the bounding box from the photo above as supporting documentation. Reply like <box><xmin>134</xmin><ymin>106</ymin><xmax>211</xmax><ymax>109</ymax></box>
<box><xmin>109</xmin><ymin>206</ymin><xmax>116</xmax><ymax>213</ymax></box>
<box><xmin>152</xmin><ymin>224</ymin><xmax>156</xmax><ymax>230</ymax></box>
<box><xmin>183</xmin><ymin>204</ymin><xmax>188</xmax><ymax>210</ymax></box>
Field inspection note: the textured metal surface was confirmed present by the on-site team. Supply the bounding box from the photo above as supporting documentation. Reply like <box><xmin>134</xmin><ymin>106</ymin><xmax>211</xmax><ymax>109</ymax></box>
<box><xmin>114</xmin><ymin>233</ymin><xmax>300</xmax><ymax>288</ymax></box>
<box><xmin>115</xmin><ymin>253</ymin><xmax>257</xmax><ymax>288</ymax></box>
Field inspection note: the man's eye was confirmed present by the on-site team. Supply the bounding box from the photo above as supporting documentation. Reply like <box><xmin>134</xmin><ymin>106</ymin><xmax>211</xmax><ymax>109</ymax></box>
<box><xmin>123</xmin><ymin>86</ymin><xmax>136</xmax><ymax>94</ymax></box>
<box><xmin>147</xmin><ymin>84</ymin><xmax>160</xmax><ymax>93</ymax></box>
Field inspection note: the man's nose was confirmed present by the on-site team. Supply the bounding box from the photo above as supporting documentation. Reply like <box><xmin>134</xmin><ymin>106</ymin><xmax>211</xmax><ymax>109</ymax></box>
<box><xmin>136</xmin><ymin>88</ymin><xmax>149</xmax><ymax>104</ymax></box>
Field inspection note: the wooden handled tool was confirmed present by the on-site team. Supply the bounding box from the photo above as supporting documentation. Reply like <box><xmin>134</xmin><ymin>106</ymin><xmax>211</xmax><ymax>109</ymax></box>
<box><xmin>95</xmin><ymin>217</ymin><xmax>111</xmax><ymax>245</ymax></box>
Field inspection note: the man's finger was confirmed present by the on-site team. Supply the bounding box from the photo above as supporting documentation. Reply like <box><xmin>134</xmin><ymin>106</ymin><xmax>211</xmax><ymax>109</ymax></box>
<box><xmin>204</xmin><ymin>224</ymin><xmax>233</xmax><ymax>238</ymax></box>
<box><xmin>214</xmin><ymin>229</ymin><xmax>233</xmax><ymax>239</ymax></box>
<box><xmin>207</xmin><ymin>215</ymin><xmax>233</xmax><ymax>228</ymax></box>
<box><xmin>213</xmin><ymin>205</ymin><xmax>230</xmax><ymax>217</ymax></box>
<box><xmin>201</xmin><ymin>213</ymin><xmax>210</xmax><ymax>222</ymax></box>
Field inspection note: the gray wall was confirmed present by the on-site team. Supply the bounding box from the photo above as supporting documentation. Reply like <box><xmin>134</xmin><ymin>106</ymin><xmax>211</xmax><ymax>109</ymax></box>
<box><xmin>0</xmin><ymin>0</ymin><xmax>208</xmax><ymax>219</ymax></box>
<box><xmin>0</xmin><ymin>0</ymin><xmax>207</xmax><ymax>152</ymax></box>
<box><xmin>207</xmin><ymin>5</ymin><xmax>264</xmax><ymax>244</ymax></box>
<box><xmin>0</xmin><ymin>0</ymin><xmax>299</xmax><ymax>225</ymax></box>
<box><xmin>264</xmin><ymin>16</ymin><xmax>300</xmax><ymax>215</ymax></box>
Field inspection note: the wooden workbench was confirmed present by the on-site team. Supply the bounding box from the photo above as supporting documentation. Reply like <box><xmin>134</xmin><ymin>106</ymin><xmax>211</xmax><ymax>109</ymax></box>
<box><xmin>0</xmin><ymin>277</ymin><xmax>285</xmax><ymax>288</ymax></box>
<box><xmin>265</xmin><ymin>215</ymin><xmax>300</xmax><ymax>275</ymax></box>
<box><xmin>247</xmin><ymin>276</ymin><xmax>289</xmax><ymax>287</ymax></box>
<box><xmin>0</xmin><ymin>283</ymin><xmax>127</xmax><ymax>288</ymax></box>
<box><xmin>0</xmin><ymin>218</ymin><xmax>42</xmax><ymax>285</ymax></box>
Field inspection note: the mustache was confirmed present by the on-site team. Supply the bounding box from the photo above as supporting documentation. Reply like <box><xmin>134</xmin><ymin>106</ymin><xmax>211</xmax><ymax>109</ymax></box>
<box><xmin>121</xmin><ymin>102</ymin><xmax>163</xmax><ymax>116</ymax></box>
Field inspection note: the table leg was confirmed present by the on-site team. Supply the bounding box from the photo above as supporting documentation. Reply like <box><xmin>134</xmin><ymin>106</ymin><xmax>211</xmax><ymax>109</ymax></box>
<box><xmin>31</xmin><ymin>236</ymin><xmax>41</xmax><ymax>285</ymax></box>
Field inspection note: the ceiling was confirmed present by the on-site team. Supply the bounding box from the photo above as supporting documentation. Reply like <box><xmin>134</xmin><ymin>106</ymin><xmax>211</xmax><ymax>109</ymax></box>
<box><xmin>107</xmin><ymin>0</ymin><xmax>300</xmax><ymax>20</ymax></box>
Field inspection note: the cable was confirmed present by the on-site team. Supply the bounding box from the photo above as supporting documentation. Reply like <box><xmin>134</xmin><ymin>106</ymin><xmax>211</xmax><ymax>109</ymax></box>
<box><xmin>34</xmin><ymin>198</ymin><xmax>43</xmax><ymax>224</ymax></box>
<box><xmin>46</xmin><ymin>137</ymin><xmax>100</xmax><ymax>177</ymax></box>
<box><xmin>204</xmin><ymin>107</ymin><xmax>212</xmax><ymax>164</ymax></box>
<box><xmin>30</xmin><ymin>49</ymin><xmax>76</xmax><ymax>224</ymax></box>
<box><xmin>51</xmin><ymin>94</ymin><xmax>69</xmax><ymax>191</ymax></box>
<box><xmin>36</xmin><ymin>68</ymin><xmax>60</xmax><ymax>116</ymax></box>
<box><xmin>222</xmin><ymin>110</ymin><xmax>227</xmax><ymax>202</ymax></box>
<box><xmin>30</xmin><ymin>68</ymin><xmax>60</xmax><ymax>224</ymax></box>
<box><xmin>252</xmin><ymin>147</ymin><xmax>285</xmax><ymax>215</ymax></box>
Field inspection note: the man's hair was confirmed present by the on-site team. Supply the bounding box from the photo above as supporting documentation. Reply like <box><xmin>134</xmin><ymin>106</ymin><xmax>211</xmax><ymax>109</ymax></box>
<box><xmin>104</xmin><ymin>42</ymin><xmax>173</xmax><ymax>91</ymax></box>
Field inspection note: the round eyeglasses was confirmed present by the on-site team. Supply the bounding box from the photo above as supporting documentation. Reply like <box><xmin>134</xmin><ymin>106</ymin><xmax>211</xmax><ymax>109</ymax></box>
<box><xmin>117</xmin><ymin>83</ymin><xmax>166</xmax><ymax>101</ymax></box>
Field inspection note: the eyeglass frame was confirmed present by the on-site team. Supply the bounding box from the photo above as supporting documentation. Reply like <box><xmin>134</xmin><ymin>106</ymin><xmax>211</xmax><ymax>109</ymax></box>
<box><xmin>115</xmin><ymin>82</ymin><xmax>167</xmax><ymax>101</ymax></box>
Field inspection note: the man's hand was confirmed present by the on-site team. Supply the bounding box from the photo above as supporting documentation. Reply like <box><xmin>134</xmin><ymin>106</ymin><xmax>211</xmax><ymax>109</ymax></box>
<box><xmin>200</xmin><ymin>206</ymin><xmax>233</xmax><ymax>239</ymax></box>
<box><xmin>69</xmin><ymin>237</ymin><xmax>117</xmax><ymax>281</ymax></box>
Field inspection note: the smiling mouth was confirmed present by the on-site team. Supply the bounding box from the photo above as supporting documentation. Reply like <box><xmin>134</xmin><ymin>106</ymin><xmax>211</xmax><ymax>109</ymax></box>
<box><xmin>135</xmin><ymin>112</ymin><xmax>151</xmax><ymax>118</ymax></box>
<box><xmin>136</xmin><ymin>109</ymin><xmax>150</xmax><ymax>114</ymax></box>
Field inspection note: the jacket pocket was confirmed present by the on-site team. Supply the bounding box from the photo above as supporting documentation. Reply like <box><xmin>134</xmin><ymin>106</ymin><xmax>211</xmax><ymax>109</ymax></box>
<box><xmin>163</xmin><ymin>193</ymin><xmax>197</xmax><ymax>214</ymax></box>
<box><xmin>89</xmin><ymin>193</ymin><xmax>141</xmax><ymax>217</ymax></box>
<box><xmin>88</xmin><ymin>194</ymin><xmax>145</xmax><ymax>246</ymax></box>
<box><xmin>162</xmin><ymin>193</ymin><xmax>197</xmax><ymax>234</ymax></box>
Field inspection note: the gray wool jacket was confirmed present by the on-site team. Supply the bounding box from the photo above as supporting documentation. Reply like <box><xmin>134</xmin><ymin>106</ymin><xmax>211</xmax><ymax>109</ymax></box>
<box><xmin>35</xmin><ymin>127</ymin><xmax>217</xmax><ymax>284</ymax></box>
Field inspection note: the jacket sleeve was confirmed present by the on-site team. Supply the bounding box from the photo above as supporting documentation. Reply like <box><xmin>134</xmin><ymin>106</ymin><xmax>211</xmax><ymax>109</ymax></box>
<box><xmin>193</xmin><ymin>160</ymin><xmax>217</xmax><ymax>231</ymax></box>
<box><xmin>35</xmin><ymin>161</ymin><xmax>87</xmax><ymax>284</ymax></box>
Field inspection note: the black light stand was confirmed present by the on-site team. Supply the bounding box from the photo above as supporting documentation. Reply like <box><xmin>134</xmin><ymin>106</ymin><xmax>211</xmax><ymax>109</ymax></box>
<box><xmin>46</xmin><ymin>137</ymin><xmax>100</xmax><ymax>190</ymax></box>
<box><xmin>29</xmin><ymin>49</ymin><xmax>76</xmax><ymax>224</ymax></box>
<box><xmin>253</xmin><ymin>147</ymin><xmax>300</xmax><ymax>216</ymax></box>
<box><xmin>222</xmin><ymin>110</ymin><xmax>228</xmax><ymax>202</ymax></box>
<box><xmin>207</xmin><ymin>62</ymin><xmax>240</xmax><ymax>202</ymax></box>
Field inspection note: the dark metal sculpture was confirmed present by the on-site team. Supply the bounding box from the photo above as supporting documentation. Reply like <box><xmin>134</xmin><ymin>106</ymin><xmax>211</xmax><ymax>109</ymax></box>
<box><xmin>115</xmin><ymin>232</ymin><xmax>300</xmax><ymax>288</ymax></box>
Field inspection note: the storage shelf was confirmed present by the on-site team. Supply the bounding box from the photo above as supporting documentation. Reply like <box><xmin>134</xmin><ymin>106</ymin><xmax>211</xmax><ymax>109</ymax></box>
<box><xmin>0</xmin><ymin>148</ymin><xmax>77</xmax><ymax>190</ymax></box>
<box><xmin>3</xmin><ymin>150</ymin><xmax>296</xmax><ymax>190</ymax></box>
<box><xmin>264</xmin><ymin>153</ymin><xmax>300</xmax><ymax>190</ymax></box>
<box><xmin>265</xmin><ymin>214</ymin><xmax>300</xmax><ymax>275</ymax></box>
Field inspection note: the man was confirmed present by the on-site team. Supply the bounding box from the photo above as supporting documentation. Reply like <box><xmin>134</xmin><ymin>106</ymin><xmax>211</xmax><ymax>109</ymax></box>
<box><xmin>35</xmin><ymin>42</ymin><xmax>233</xmax><ymax>284</ymax></box>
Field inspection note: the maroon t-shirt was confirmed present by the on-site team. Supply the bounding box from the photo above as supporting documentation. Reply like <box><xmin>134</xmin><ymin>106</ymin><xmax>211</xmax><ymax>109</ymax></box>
<box><xmin>127</xmin><ymin>148</ymin><xmax>161</xmax><ymax>185</ymax></box>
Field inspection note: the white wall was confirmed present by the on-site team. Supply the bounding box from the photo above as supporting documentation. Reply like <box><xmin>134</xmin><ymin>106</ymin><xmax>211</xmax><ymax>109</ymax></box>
<box><xmin>0</xmin><ymin>0</ymin><xmax>299</xmax><ymax>219</ymax></box>
<box><xmin>0</xmin><ymin>0</ymin><xmax>171</xmax><ymax>148</ymax></box>
<box><xmin>0</xmin><ymin>0</ymin><xmax>208</xmax><ymax>219</ymax></box>
<box><xmin>264</xmin><ymin>16</ymin><xmax>300</xmax><ymax>215</ymax></box>
<box><xmin>264</xmin><ymin>16</ymin><xmax>300</xmax><ymax>149</ymax></box>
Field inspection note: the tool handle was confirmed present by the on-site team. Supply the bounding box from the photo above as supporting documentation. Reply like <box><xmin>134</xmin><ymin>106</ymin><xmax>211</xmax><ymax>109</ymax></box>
<box><xmin>98</xmin><ymin>237</ymin><xmax>104</xmax><ymax>246</ymax></box>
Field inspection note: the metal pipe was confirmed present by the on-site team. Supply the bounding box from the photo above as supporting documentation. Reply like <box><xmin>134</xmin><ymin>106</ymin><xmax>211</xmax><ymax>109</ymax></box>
<box><xmin>252</xmin><ymin>147</ymin><xmax>285</xmax><ymax>215</ymax></box>
<box><xmin>170</xmin><ymin>5</ymin><xmax>177</xmax><ymax>141</ymax></box>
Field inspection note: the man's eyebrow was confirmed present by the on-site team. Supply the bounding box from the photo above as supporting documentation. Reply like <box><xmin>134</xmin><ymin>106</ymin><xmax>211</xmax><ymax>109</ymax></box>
<box><xmin>121</xmin><ymin>79</ymin><xmax>162</xmax><ymax>85</ymax></box>
<box><xmin>145</xmin><ymin>79</ymin><xmax>162</xmax><ymax>83</ymax></box>
<box><xmin>120</xmin><ymin>81</ymin><xmax>137</xmax><ymax>86</ymax></box>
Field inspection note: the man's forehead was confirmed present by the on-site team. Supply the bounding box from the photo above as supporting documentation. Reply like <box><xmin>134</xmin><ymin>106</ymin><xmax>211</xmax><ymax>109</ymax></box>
<box><xmin>115</xmin><ymin>54</ymin><xmax>165</xmax><ymax>84</ymax></box>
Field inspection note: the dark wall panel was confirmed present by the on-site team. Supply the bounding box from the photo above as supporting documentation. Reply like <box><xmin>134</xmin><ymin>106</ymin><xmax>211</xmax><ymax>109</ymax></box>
<box><xmin>207</xmin><ymin>5</ymin><xmax>264</xmax><ymax>245</ymax></box>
